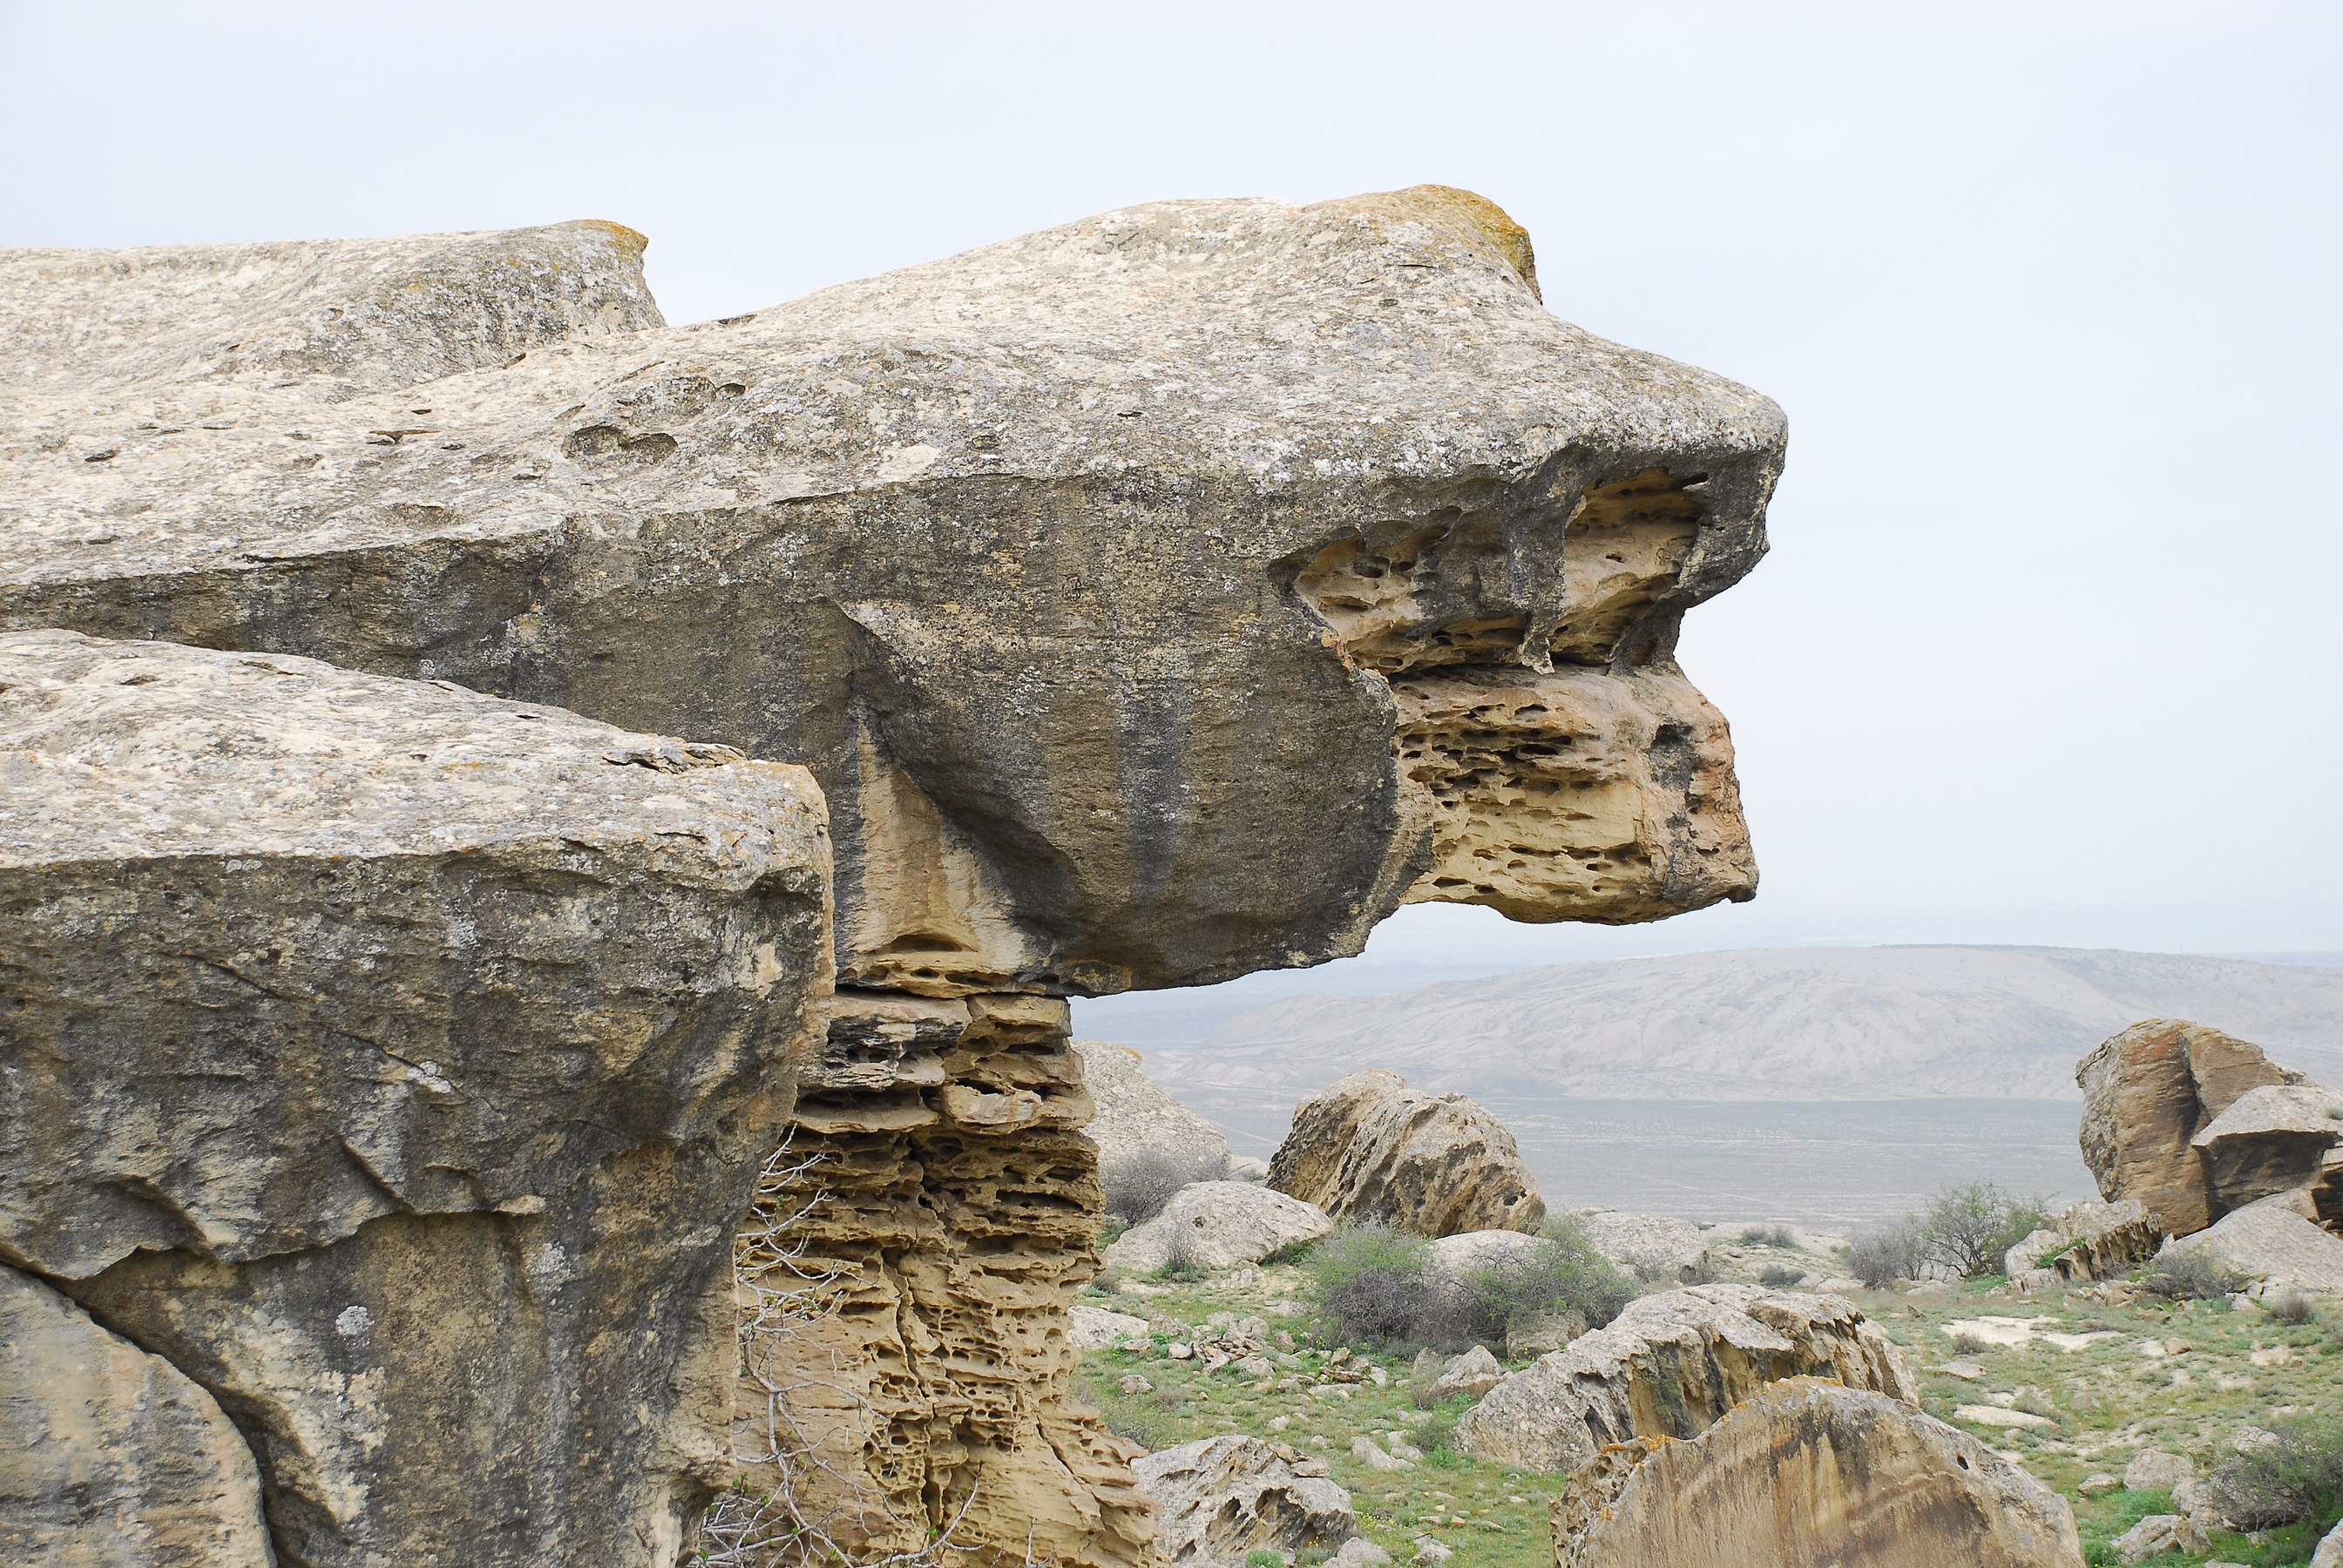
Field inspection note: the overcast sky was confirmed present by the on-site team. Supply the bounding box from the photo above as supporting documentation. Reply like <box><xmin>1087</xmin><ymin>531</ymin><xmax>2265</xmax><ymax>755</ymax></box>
<box><xmin>6</xmin><ymin>1</ymin><xmax>2337</xmax><ymax>970</ymax></box>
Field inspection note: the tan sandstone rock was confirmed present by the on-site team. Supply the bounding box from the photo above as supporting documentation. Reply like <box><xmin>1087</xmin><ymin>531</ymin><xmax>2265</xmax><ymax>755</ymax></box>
<box><xmin>1133</xmin><ymin>1435</ymin><xmax>1356</xmax><ymax>1568</ymax></box>
<box><xmin>1550</xmin><ymin>1377</ymin><xmax>2084</xmax><ymax>1568</ymax></box>
<box><xmin>2005</xmin><ymin>1199</ymin><xmax>2161</xmax><ymax>1289</ymax></box>
<box><xmin>2078</xmin><ymin>1019</ymin><xmax>2302</xmax><ymax>1237</ymax></box>
<box><xmin>1270</xmin><ymin>1070</ymin><xmax>1544</xmax><ymax>1236</ymax></box>
<box><xmin>0</xmin><ymin>1265</ymin><xmax>274</xmax><ymax>1567</ymax></box>
<box><xmin>1105</xmin><ymin>1181</ymin><xmax>1334</xmax><ymax>1274</ymax></box>
<box><xmin>1455</xmin><ymin>1284</ymin><xmax>1916</xmax><ymax>1473</ymax></box>
<box><xmin>1567</xmin><ymin>1208</ymin><xmax>1712</xmax><ymax>1281</ymax></box>
<box><xmin>0</xmin><ymin>631</ymin><xmax>832</xmax><ymax>1568</ymax></box>
<box><xmin>2192</xmin><ymin>1083</ymin><xmax>2343</xmax><ymax>1217</ymax></box>
<box><xmin>1074</xmin><ymin>1038</ymin><xmax>1232</xmax><ymax>1187</ymax></box>
<box><xmin>2160</xmin><ymin>1194</ymin><xmax>2343</xmax><ymax>1296</ymax></box>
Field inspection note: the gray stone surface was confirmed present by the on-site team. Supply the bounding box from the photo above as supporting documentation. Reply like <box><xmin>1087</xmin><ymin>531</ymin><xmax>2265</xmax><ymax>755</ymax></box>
<box><xmin>2161</xmin><ymin>1194</ymin><xmax>2343</xmax><ymax>1295</ymax></box>
<box><xmin>1568</xmin><ymin>1208</ymin><xmax>1711</xmax><ymax>1280</ymax></box>
<box><xmin>2005</xmin><ymin>1199</ymin><xmax>2160</xmax><ymax>1288</ymax></box>
<box><xmin>0</xmin><ymin>631</ymin><xmax>832</xmax><ymax>1568</ymax></box>
<box><xmin>1074</xmin><ymin>1039</ymin><xmax>1231</xmax><ymax>1183</ymax></box>
<box><xmin>1269</xmin><ymin>1070</ymin><xmax>1544</xmax><ymax>1236</ymax></box>
<box><xmin>0</xmin><ymin>187</ymin><xmax>1781</xmax><ymax>1000</ymax></box>
<box><xmin>2192</xmin><ymin>1082</ymin><xmax>2343</xmax><ymax>1216</ymax></box>
<box><xmin>1103</xmin><ymin>1181</ymin><xmax>1332</xmax><ymax>1274</ymax></box>
<box><xmin>1133</xmin><ymin>1435</ymin><xmax>1356</xmax><ymax>1568</ymax></box>
<box><xmin>0</xmin><ymin>1263</ymin><xmax>274</xmax><ymax>1567</ymax></box>
<box><xmin>1456</xmin><ymin>1285</ymin><xmax>1916</xmax><ymax>1473</ymax></box>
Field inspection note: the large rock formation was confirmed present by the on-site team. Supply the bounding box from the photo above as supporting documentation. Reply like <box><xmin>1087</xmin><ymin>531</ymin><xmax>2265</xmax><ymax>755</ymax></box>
<box><xmin>1103</xmin><ymin>1181</ymin><xmax>1334</xmax><ymax>1274</ymax></box>
<box><xmin>0</xmin><ymin>186</ymin><xmax>1777</xmax><ymax>997</ymax></box>
<box><xmin>2191</xmin><ymin>1083</ymin><xmax>2343</xmax><ymax>1217</ymax></box>
<box><xmin>1455</xmin><ymin>1285</ymin><xmax>1916</xmax><ymax>1473</ymax></box>
<box><xmin>0</xmin><ymin>631</ymin><xmax>833</xmax><ymax>1568</ymax></box>
<box><xmin>1549</xmin><ymin>1378</ymin><xmax>2085</xmax><ymax>1568</ymax></box>
<box><xmin>2004</xmin><ymin>1199</ymin><xmax>2160</xmax><ymax>1289</ymax></box>
<box><xmin>1074</xmin><ymin>1039</ymin><xmax>1232</xmax><ymax>1186</ymax></box>
<box><xmin>2078</xmin><ymin>1019</ymin><xmax>2302</xmax><ymax>1236</ymax></box>
<box><xmin>0</xmin><ymin>1266</ymin><xmax>274</xmax><ymax>1567</ymax></box>
<box><xmin>2</xmin><ymin>187</ymin><xmax>1784</xmax><ymax>1565</ymax></box>
<box><xmin>1269</xmin><ymin>1070</ymin><xmax>1545</xmax><ymax>1235</ymax></box>
<box><xmin>2160</xmin><ymin>1194</ymin><xmax>2343</xmax><ymax>1296</ymax></box>
<box><xmin>1132</xmin><ymin>1436</ymin><xmax>1356</xmax><ymax>1568</ymax></box>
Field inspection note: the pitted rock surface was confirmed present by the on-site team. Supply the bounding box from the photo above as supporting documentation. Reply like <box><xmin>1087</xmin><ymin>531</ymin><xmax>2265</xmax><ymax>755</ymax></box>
<box><xmin>1455</xmin><ymin>1284</ymin><xmax>1916</xmax><ymax>1473</ymax></box>
<box><xmin>1550</xmin><ymin>1378</ymin><xmax>2084</xmax><ymax>1568</ymax></box>
<box><xmin>1270</xmin><ymin>1070</ymin><xmax>1543</xmax><ymax>1235</ymax></box>
<box><xmin>0</xmin><ymin>630</ymin><xmax>833</xmax><ymax>1568</ymax></box>
<box><xmin>2078</xmin><ymin>1019</ymin><xmax>2301</xmax><ymax>1237</ymax></box>
<box><xmin>1</xmin><ymin>186</ymin><xmax>1779</xmax><ymax>997</ymax></box>
<box><xmin>0</xmin><ymin>1265</ymin><xmax>274</xmax><ymax>1567</ymax></box>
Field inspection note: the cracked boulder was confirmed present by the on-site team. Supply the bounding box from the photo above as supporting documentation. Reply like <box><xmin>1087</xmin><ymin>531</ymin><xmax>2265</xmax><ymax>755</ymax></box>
<box><xmin>1133</xmin><ymin>1436</ymin><xmax>1356</xmax><ymax>1568</ymax></box>
<box><xmin>0</xmin><ymin>630</ymin><xmax>832</xmax><ymax>1568</ymax></box>
<box><xmin>1</xmin><ymin>185</ymin><xmax>1779</xmax><ymax>997</ymax></box>
<box><xmin>1455</xmin><ymin>1284</ymin><xmax>1916</xmax><ymax>1473</ymax></box>
<box><xmin>2078</xmin><ymin>1019</ymin><xmax>2303</xmax><ymax>1237</ymax></box>
<box><xmin>1550</xmin><ymin>1378</ymin><xmax>2084</xmax><ymax>1568</ymax></box>
<box><xmin>1270</xmin><ymin>1070</ymin><xmax>1544</xmax><ymax>1235</ymax></box>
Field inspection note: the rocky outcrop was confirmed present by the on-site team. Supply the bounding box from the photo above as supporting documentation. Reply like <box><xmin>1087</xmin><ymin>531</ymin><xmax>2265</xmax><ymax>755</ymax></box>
<box><xmin>2078</xmin><ymin>1019</ymin><xmax>2301</xmax><ymax>1236</ymax></box>
<box><xmin>734</xmin><ymin>989</ymin><xmax>1153</xmax><ymax>1566</ymax></box>
<box><xmin>2192</xmin><ymin>1083</ymin><xmax>2343</xmax><ymax>1217</ymax></box>
<box><xmin>1133</xmin><ymin>1436</ymin><xmax>1356</xmax><ymax>1568</ymax></box>
<box><xmin>1104</xmin><ymin>1182</ymin><xmax>1334</xmax><ymax>1274</ymax></box>
<box><xmin>1430</xmin><ymin>1346</ymin><xmax>1507</xmax><ymax>1401</ymax></box>
<box><xmin>0</xmin><ymin>1266</ymin><xmax>274</xmax><ymax>1566</ymax></box>
<box><xmin>1270</xmin><ymin>1071</ymin><xmax>1544</xmax><ymax>1235</ymax></box>
<box><xmin>1567</xmin><ymin>1208</ymin><xmax>1711</xmax><ymax>1280</ymax></box>
<box><xmin>2160</xmin><ymin>1194</ymin><xmax>2343</xmax><ymax>1295</ymax></box>
<box><xmin>1455</xmin><ymin>1285</ymin><xmax>1915</xmax><ymax>1473</ymax></box>
<box><xmin>1074</xmin><ymin>1039</ymin><xmax>1231</xmax><ymax>1185</ymax></box>
<box><xmin>0</xmin><ymin>631</ymin><xmax>832</xmax><ymax>1568</ymax></box>
<box><xmin>1</xmin><ymin>187</ymin><xmax>1778</xmax><ymax>998</ymax></box>
<box><xmin>2005</xmin><ymin>1199</ymin><xmax>2160</xmax><ymax>1288</ymax></box>
<box><xmin>1550</xmin><ymin>1378</ymin><xmax>2084</xmax><ymax>1568</ymax></box>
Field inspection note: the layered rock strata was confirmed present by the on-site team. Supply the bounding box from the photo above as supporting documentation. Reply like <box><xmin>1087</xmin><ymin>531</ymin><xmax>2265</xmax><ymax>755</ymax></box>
<box><xmin>1455</xmin><ymin>1284</ymin><xmax>1916</xmax><ymax>1473</ymax></box>
<box><xmin>0</xmin><ymin>631</ymin><xmax>833</xmax><ymax>1568</ymax></box>
<box><xmin>734</xmin><ymin>990</ymin><xmax>1153</xmax><ymax>1566</ymax></box>
<box><xmin>1549</xmin><ymin>1378</ymin><xmax>2085</xmax><ymax>1568</ymax></box>
<box><xmin>2078</xmin><ymin>1019</ymin><xmax>2302</xmax><ymax>1236</ymax></box>
<box><xmin>2005</xmin><ymin>1199</ymin><xmax>2161</xmax><ymax>1289</ymax></box>
<box><xmin>1132</xmin><ymin>1436</ymin><xmax>1356</xmax><ymax>1568</ymax></box>
<box><xmin>1270</xmin><ymin>1070</ymin><xmax>1545</xmax><ymax>1235</ymax></box>
<box><xmin>2191</xmin><ymin>1084</ymin><xmax>2343</xmax><ymax>1219</ymax></box>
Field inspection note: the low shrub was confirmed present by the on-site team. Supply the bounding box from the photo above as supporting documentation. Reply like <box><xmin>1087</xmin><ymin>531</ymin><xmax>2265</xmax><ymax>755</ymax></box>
<box><xmin>1739</xmin><ymin>1225</ymin><xmax>1796</xmax><ymax>1248</ymax></box>
<box><xmin>2265</xmin><ymin>1291</ymin><xmax>2314</xmax><ymax>1326</ymax></box>
<box><xmin>2202</xmin><ymin>1416</ymin><xmax>2343</xmax><ymax>1529</ymax></box>
<box><xmin>1157</xmin><ymin>1229</ymin><xmax>1209</xmax><ymax>1282</ymax></box>
<box><xmin>1757</xmin><ymin>1263</ymin><xmax>1805</xmax><ymax>1289</ymax></box>
<box><xmin>2141</xmin><ymin>1251</ymin><xmax>2249</xmax><ymax>1301</ymax></box>
<box><xmin>1915</xmin><ymin>1181</ymin><xmax>2053</xmax><ymax>1278</ymax></box>
<box><xmin>1307</xmin><ymin>1220</ymin><xmax>1632</xmax><ymax>1352</ymax></box>
<box><xmin>1847</xmin><ymin>1217</ymin><xmax>1927</xmax><ymax>1288</ymax></box>
<box><xmin>1100</xmin><ymin>1147</ymin><xmax>1225</xmax><ymax>1226</ymax></box>
<box><xmin>1458</xmin><ymin>1219</ymin><xmax>1634</xmax><ymax>1341</ymax></box>
<box><xmin>1307</xmin><ymin>1223</ymin><xmax>1439</xmax><ymax>1344</ymax></box>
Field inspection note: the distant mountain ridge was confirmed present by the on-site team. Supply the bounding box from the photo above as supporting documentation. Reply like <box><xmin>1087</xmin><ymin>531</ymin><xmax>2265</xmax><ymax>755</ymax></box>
<box><xmin>1132</xmin><ymin>945</ymin><xmax>2343</xmax><ymax>1103</ymax></box>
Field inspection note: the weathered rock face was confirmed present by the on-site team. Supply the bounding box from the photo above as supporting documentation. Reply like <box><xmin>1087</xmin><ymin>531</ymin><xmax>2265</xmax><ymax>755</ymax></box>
<box><xmin>0</xmin><ymin>631</ymin><xmax>833</xmax><ymax>1568</ymax></box>
<box><xmin>1454</xmin><ymin>1284</ymin><xmax>1916</xmax><ymax>1473</ymax></box>
<box><xmin>1269</xmin><ymin>1070</ymin><xmax>1544</xmax><ymax>1235</ymax></box>
<box><xmin>2077</xmin><ymin>1019</ymin><xmax>2303</xmax><ymax>1237</ymax></box>
<box><xmin>1550</xmin><ymin>1378</ymin><xmax>2085</xmax><ymax>1568</ymax></box>
<box><xmin>1103</xmin><ymin>1181</ymin><xmax>1334</xmax><ymax>1274</ymax></box>
<box><xmin>0</xmin><ymin>186</ymin><xmax>1779</xmax><ymax>998</ymax></box>
<box><xmin>2192</xmin><ymin>1083</ymin><xmax>2343</xmax><ymax>1217</ymax></box>
<box><xmin>1132</xmin><ymin>1436</ymin><xmax>1356</xmax><ymax>1568</ymax></box>
<box><xmin>1567</xmin><ymin>1208</ymin><xmax>1711</xmax><ymax>1281</ymax></box>
<box><xmin>2161</xmin><ymin>1194</ymin><xmax>2343</xmax><ymax>1296</ymax></box>
<box><xmin>1074</xmin><ymin>1039</ymin><xmax>1231</xmax><ymax>1184</ymax></box>
<box><xmin>734</xmin><ymin>989</ymin><xmax>1154</xmax><ymax>1567</ymax></box>
<box><xmin>0</xmin><ymin>1265</ymin><xmax>274</xmax><ymax>1567</ymax></box>
<box><xmin>2005</xmin><ymin>1199</ymin><xmax>2161</xmax><ymax>1289</ymax></box>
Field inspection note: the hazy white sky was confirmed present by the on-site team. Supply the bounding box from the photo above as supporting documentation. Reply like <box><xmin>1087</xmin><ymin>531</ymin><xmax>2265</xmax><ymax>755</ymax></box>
<box><xmin>6</xmin><ymin>1</ymin><xmax>2338</xmax><ymax>963</ymax></box>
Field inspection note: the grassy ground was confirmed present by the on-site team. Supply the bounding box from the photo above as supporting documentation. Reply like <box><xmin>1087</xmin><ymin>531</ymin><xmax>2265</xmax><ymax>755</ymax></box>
<box><xmin>1073</xmin><ymin>1240</ymin><xmax>2343</xmax><ymax>1568</ymax></box>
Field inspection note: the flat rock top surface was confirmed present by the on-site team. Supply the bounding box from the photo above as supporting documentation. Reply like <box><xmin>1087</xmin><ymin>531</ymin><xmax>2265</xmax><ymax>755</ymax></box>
<box><xmin>0</xmin><ymin>629</ymin><xmax>824</xmax><ymax>870</ymax></box>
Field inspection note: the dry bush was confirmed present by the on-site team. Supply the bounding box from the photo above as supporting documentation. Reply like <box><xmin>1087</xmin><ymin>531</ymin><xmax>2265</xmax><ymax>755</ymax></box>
<box><xmin>2202</xmin><ymin>1416</ymin><xmax>2343</xmax><ymax>1530</ymax></box>
<box><xmin>1847</xmin><ymin>1218</ymin><xmax>1927</xmax><ymax>1288</ymax></box>
<box><xmin>2141</xmin><ymin>1251</ymin><xmax>2249</xmax><ymax>1302</ymax></box>
<box><xmin>1100</xmin><ymin>1147</ymin><xmax>1224</xmax><ymax>1226</ymax></box>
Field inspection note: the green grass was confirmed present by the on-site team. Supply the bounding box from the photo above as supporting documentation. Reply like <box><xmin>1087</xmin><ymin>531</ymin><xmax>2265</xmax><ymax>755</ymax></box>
<box><xmin>1076</xmin><ymin>1257</ymin><xmax>2343</xmax><ymax>1566</ymax></box>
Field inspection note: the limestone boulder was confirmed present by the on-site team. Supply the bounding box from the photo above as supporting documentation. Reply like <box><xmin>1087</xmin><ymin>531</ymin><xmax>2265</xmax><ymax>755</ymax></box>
<box><xmin>1422</xmin><ymin>1227</ymin><xmax>1548</xmax><ymax>1279</ymax></box>
<box><xmin>1133</xmin><ymin>1435</ymin><xmax>1356</xmax><ymax>1568</ymax></box>
<box><xmin>0</xmin><ymin>631</ymin><xmax>833</xmax><ymax>1568</ymax></box>
<box><xmin>2191</xmin><ymin>1083</ymin><xmax>2343</xmax><ymax>1216</ymax></box>
<box><xmin>1270</xmin><ymin>1071</ymin><xmax>1544</xmax><ymax>1236</ymax></box>
<box><xmin>2005</xmin><ymin>1199</ymin><xmax>2160</xmax><ymax>1289</ymax></box>
<box><xmin>0</xmin><ymin>1266</ymin><xmax>274</xmax><ymax>1567</ymax></box>
<box><xmin>2314</xmin><ymin>1517</ymin><xmax>2343</xmax><ymax>1568</ymax></box>
<box><xmin>1567</xmin><ymin>1208</ymin><xmax>1711</xmax><ymax>1280</ymax></box>
<box><xmin>1105</xmin><ymin>1181</ymin><xmax>1334</xmax><ymax>1274</ymax></box>
<box><xmin>1430</xmin><ymin>1346</ymin><xmax>1507</xmax><ymax>1401</ymax></box>
<box><xmin>1071</xmin><ymin>1305</ymin><xmax>1155</xmax><ymax>1351</ymax></box>
<box><xmin>2077</xmin><ymin>1019</ymin><xmax>2301</xmax><ymax>1236</ymax></box>
<box><xmin>2160</xmin><ymin>1194</ymin><xmax>2343</xmax><ymax>1295</ymax></box>
<box><xmin>1550</xmin><ymin>1377</ymin><xmax>2084</xmax><ymax>1568</ymax></box>
<box><xmin>2122</xmin><ymin>1450</ymin><xmax>2194</xmax><ymax>1491</ymax></box>
<box><xmin>1</xmin><ymin>187</ymin><xmax>1780</xmax><ymax>998</ymax></box>
<box><xmin>1075</xmin><ymin>1038</ymin><xmax>1232</xmax><ymax>1190</ymax></box>
<box><xmin>1456</xmin><ymin>1284</ymin><xmax>1916</xmax><ymax>1473</ymax></box>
